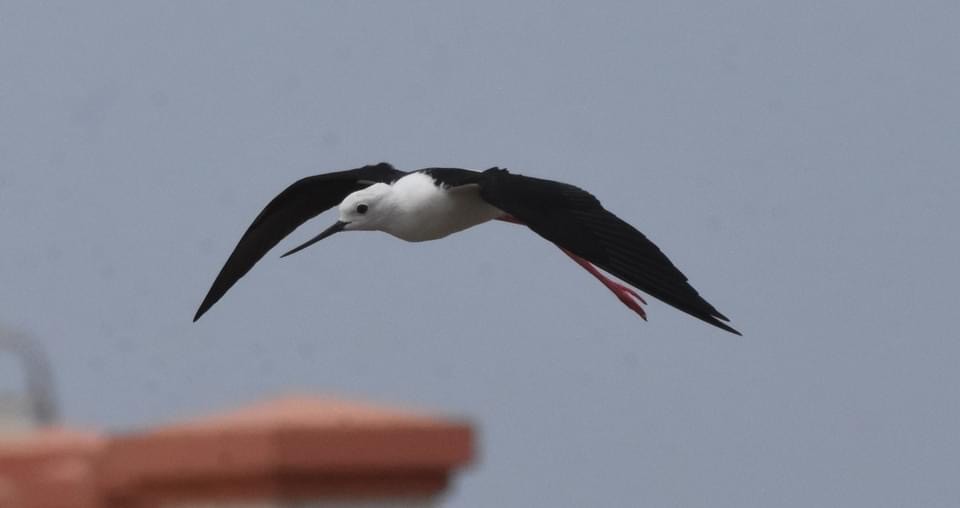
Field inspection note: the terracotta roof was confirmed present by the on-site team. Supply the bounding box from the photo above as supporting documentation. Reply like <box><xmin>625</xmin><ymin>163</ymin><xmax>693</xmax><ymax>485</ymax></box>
<box><xmin>0</xmin><ymin>427</ymin><xmax>103</xmax><ymax>458</ymax></box>
<box><xmin>0</xmin><ymin>427</ymin><xmax>105</xmax><ymax>508</ymax></box>
<box><xmin>100</xmin><ymin>395</ymin><xmax>474</xmax><ymax>502</ymax></box>
<box><xmin>150</xmin><ymin>395</ymin><xmax>461</xmax><ymax>431</ymax></box>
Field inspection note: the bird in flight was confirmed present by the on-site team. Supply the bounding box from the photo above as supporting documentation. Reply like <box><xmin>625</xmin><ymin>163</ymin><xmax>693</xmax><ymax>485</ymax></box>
<box><xmin>194</xmin><ymin>163</ymin><xmax>739</xmax><ymax>334</ymax></box>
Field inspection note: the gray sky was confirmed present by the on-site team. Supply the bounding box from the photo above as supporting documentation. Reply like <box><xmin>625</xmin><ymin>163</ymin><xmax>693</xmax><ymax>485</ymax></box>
<box><xmin>2</xmin><ymin>2</ymin><xmax>959</xmax><ymax>506</ymax></box>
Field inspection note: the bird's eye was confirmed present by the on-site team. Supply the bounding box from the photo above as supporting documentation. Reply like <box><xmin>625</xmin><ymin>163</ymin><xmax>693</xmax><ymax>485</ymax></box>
<box><xmin>356</xmin><ymin>204</ymin><xmax>368</xmax><ymax>214</ymax></box>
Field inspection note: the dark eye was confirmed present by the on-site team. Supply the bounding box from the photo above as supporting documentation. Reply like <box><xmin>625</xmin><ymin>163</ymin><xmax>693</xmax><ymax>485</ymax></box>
<box><xmin>356</xmin><ymin>204</ymin><xmax>368</xmax><ymax>214</ymax></box>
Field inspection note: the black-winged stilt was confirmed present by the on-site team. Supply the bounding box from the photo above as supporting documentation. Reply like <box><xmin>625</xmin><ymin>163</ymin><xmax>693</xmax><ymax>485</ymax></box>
<box><xmin>194</xmin><ymin>163</ymin><xmax>740</xmax><ymax>335</ymax></box>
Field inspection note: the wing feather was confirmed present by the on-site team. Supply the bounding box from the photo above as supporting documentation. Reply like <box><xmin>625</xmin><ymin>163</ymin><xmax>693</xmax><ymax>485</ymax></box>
<box><xmin>475</xmin><ymin>168</ymin><xmax>739</xmax><ymax>334</ymax></box>
<box><xmin>194</xmin><ymin>163</ymin><xmax>403</xmax><ymax>321</ymax></box>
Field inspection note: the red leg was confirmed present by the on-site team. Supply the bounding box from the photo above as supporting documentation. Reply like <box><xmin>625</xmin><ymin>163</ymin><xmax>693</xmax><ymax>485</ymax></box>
<box><xmin>497</xmin><ymin>215</ymin><xmax>648</xmax><ymax>320</ymax></box>
<box><xmin>560</xmin><ymin>249</ymin><xmax>647</xmax><ymax>320</ymax></box>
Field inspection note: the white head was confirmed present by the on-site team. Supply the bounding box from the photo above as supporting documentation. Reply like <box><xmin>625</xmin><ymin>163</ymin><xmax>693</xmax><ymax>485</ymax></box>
<box><xmin>337</xmin><ymin>183</ymin><xmax>395</xmax><ymax>231</ymax></box>
<box><xmin>279</xmin><ymin>183</ymin><xmax>395</xmax><ymax>258</ymax></box>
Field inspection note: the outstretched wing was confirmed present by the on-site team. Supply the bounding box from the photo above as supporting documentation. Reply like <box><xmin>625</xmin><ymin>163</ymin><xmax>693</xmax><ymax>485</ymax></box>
<box><xmin>194</xmin><ymin>163</ymin><xmax>404</xmax><ymax>321</ymax></box>
<box><xmin>472</xmin><ymin>167</ymin><xmax>739</xmax><ymax>335</ymax></box>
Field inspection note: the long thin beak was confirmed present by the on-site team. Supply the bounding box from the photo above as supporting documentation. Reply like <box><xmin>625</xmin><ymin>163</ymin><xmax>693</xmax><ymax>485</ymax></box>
<box><xmin>281</xmin><ymin>221</ymin><xmax>348</xmax><ymax>258</ymax></box>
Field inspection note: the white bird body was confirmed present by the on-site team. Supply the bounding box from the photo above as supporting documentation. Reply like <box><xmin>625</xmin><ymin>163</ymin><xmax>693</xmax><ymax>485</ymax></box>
<box><xmin>341</xmin><ymin>172</ymin><xmax>504</xmax><ymax>242</ymax></box>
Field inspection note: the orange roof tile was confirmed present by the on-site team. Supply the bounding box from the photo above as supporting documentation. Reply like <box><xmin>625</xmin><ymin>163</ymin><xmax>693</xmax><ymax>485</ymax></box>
<box><xmin>100</xmin><ymin>395</ymin><xmax>474</xmax><ymax>502</ymax></box>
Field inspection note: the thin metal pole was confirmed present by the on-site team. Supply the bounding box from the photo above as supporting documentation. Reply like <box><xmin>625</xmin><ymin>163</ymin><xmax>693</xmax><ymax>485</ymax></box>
<box><xmin>0</xmin><ymin>329</ymin><xmax>59</xmax><ymax>427</ymax></box>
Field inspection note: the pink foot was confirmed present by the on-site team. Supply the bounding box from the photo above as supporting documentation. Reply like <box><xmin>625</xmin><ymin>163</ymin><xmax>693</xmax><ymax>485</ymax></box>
<box><xmin>497</xmin><ymin>215</ymin><xmax>648</xmax><ymax>320</ymax></box>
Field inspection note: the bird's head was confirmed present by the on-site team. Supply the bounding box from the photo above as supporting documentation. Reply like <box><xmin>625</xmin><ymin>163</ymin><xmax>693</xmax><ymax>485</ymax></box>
<box><xmin>337</xmin><ymin>183</ymin><xmax>394</xmax><ymax>231</ymax></box>
<box><xmin>280</xmin><ymin>183</ymin><xmax>394</xmax><ymax>258</ymax></box>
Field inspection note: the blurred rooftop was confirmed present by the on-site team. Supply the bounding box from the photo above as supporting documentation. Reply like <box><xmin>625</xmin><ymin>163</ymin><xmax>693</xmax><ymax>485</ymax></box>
<box><xmin>0</xmin><ymin>394</ymin><xmax>474</xmax><ymax>508</ymax></box>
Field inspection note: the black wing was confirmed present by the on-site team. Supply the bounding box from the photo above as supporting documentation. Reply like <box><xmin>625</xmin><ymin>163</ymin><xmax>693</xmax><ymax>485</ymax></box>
<box><xmin>194</xmin><ymin>163</ymin><xmax>404</xmax><ymax>321</ymax></box>
<box><xmin>469</xmin><ymin>167</ymin><xmax>740</xmax><ymax>335</ymax></box>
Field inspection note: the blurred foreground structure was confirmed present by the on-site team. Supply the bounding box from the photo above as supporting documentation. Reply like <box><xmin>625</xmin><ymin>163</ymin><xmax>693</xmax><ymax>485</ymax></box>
<box><xmin>0</xmin><ymin>396</ymin><xmax>474</xmax><ymax>508</ymax></box>
<box><xmin>0</xmin><ymin>330</ymin><xmax>58</xmax><ymax>433</ymax></box>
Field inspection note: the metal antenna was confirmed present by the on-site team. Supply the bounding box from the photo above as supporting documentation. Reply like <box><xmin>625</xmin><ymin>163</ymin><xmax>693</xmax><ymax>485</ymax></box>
<box><xmin>0</xmin><ymin>329</ymin><xmax>59</xmax><ymax>427</ymax></box>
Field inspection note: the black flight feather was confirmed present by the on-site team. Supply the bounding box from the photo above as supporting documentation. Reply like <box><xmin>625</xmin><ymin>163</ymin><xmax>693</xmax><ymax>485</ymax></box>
<box><xmin>193</xmin><ymin>163</ymin><xmax>403</xmax><ymax>321</ymax></box>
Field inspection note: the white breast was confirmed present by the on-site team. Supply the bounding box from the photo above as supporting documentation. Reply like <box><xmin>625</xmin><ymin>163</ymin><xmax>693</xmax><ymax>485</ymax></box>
<box><xmin>382</xmin><ymin>172</ymin><xmax>503</xmax><ymax>242</ymax></box>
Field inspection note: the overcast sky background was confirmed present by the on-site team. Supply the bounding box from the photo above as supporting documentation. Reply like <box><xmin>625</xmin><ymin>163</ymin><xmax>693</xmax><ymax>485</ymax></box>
<box><xmin>2</xmin><ymin>2</ymin><xmax>959</xmax><ymax>506</ymax></box>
